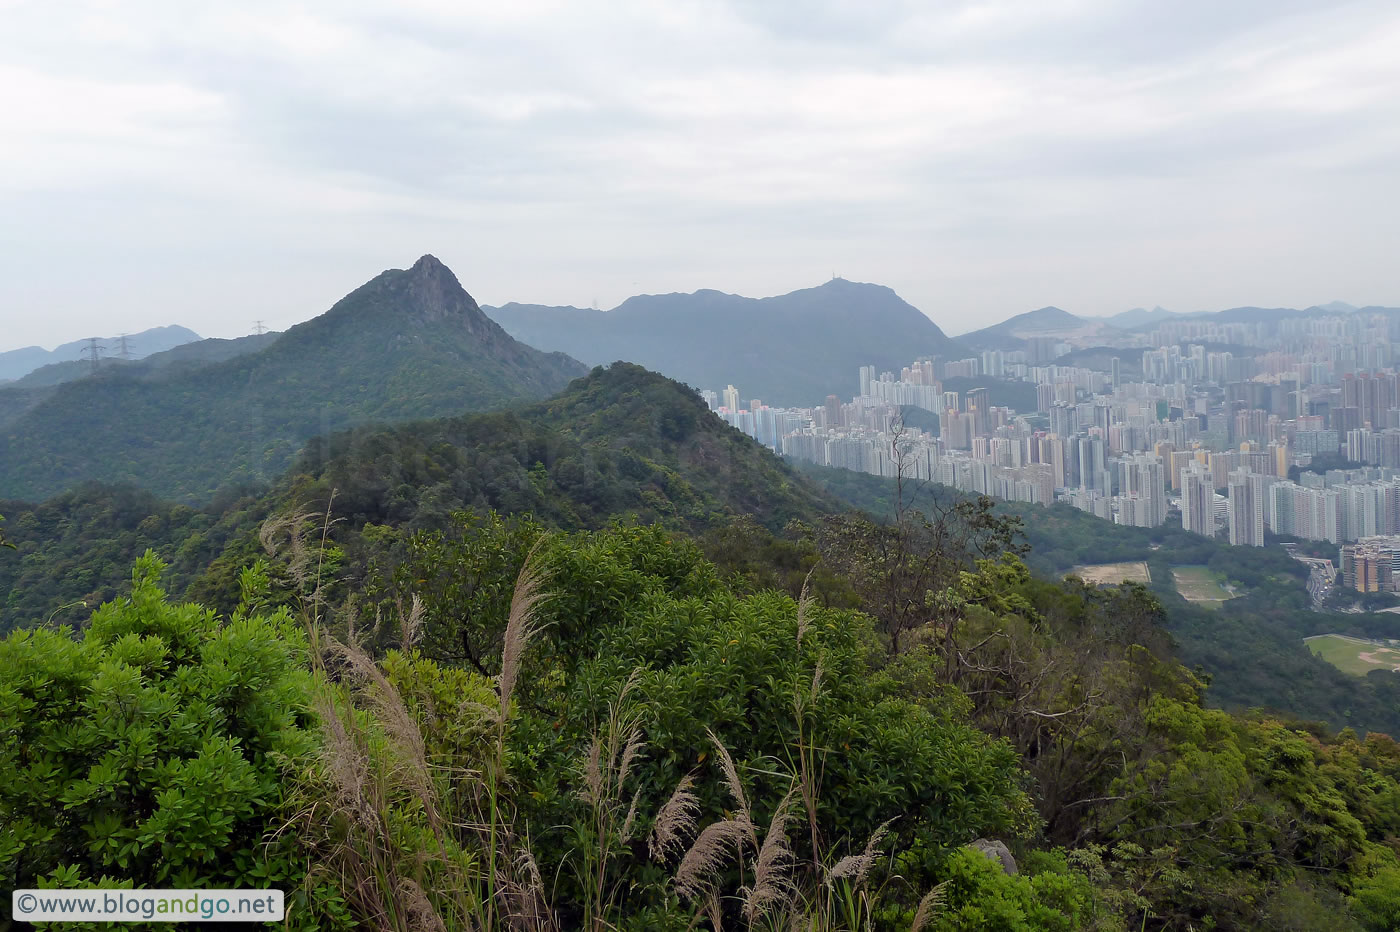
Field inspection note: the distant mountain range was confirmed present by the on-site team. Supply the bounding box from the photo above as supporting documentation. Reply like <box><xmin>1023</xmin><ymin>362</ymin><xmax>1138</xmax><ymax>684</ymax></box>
<box><xmin>1091</xmin><ymin>301</ymin><xmax>1399</xmax><ymax>329</ymax></box>
<box><xmin>0</xmin><ymin>256</ymin><xmax>586</xmax><ymax>502</ymax></box>
<box><xmin>0</xmin><ymin>325</ymin><xmax>202</xmax><ymax>382</ymax></box>
<box><xmin>484</xmin><ymin>278</ymin><xmax>963</xmax><ymax>407</ymax></box>
<box><xmin>957</xmin><ymin>306</ymin><xmax>1121</xmax><ymax>351</ymax></box>
<box><xmin>1101</xmin><ymin>306</ymin><xmax>1177</xmax><ymax>328</ymax></box>
<box><xmin>957</xmin><ymin>301</ymin><xmax>1400</xmax><ymax>353</ymax></box>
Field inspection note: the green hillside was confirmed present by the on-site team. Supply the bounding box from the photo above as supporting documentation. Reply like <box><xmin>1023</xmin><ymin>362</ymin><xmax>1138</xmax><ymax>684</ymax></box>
<box><xmin>0</xmin><ymin>256</ymin><xmax>586</xmax><ymax>502</ymax></box>
<box><xmin>0</xmin><ymin>363</ymin><xmax>837</xmax><ymax>632</ymax></box>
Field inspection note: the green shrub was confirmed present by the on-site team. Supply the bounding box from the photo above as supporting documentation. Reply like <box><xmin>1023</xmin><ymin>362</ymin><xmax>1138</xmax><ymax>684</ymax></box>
<box><xmin>0</xmin><ymin>553</ymin><xmax>315</xmax><ymax>897</ymax></box>
<box><xmin>928</xmin><ymin>847</ymin><xmax>1102</xmax><ymax>931</ymax></box>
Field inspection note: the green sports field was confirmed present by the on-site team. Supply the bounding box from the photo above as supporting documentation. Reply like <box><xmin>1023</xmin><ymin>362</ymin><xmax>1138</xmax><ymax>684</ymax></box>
<box><xmin>1172</xmin><ymin>565</ymin><xmax>1235</xmax><ymax>605</ymax></box>
<box><xmin>1305</xmin><ymin>634</ymin><xmax>1400</xmax><ymax>677</ymax></box>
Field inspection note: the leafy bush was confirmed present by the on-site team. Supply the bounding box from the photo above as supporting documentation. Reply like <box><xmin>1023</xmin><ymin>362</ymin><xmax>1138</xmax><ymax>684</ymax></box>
<box><xmin>0</xmin><ymin>553</ymin><xmax>317</xmax><ymax>898</ymax></box>
<box><xmin>927</xmin><ymin>847</ymin><xmax>1102</xmax><ymax>931</ymax></box>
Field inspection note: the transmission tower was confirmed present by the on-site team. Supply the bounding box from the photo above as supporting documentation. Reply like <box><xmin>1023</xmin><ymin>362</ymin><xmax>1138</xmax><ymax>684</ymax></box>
<box><xmin>114</xmin><ymin>333</ymin><xmax>134</xmax><ymax>360</ymax></box>
<box><xmin>82</xmin><ymin>338</ymin><xmax>106</xmax><ymax>375</ymax></box>
<box><xmin>253</xmin><ymin>320</ymin><xmax>266</xmax><ymax>336</ymax></box>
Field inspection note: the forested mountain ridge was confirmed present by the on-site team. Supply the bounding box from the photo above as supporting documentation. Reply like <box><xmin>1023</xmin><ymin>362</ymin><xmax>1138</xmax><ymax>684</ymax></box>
<box><xmin>297</xmin><ymin>361</ymin><xmax>841</xmax><ymax>532</ymax></box>
<box><xmin>485</xmin><ymin>278</ymin><xmax>963</xmax><ymax>406</ymax></box>
<box><xmin>0</xmin><ymin>332</ymin><xmax>284</xmax><ymax>432</ymax></box>
<box><xmin>8</xmin><ymin>331</ymin><xmax>282</xmax><ymax>390</ymax></box>
<box><xmin>0</xmin><ymin>363</ymin><xmax>837</xmax><ymax>631</ymax></box>
<box><xmin>0</xmin><ymin>256</ymin><xmax>587</xmax><ymax>503</ymax></box>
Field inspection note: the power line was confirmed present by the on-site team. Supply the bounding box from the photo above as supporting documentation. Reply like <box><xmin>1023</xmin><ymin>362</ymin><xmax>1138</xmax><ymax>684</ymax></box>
<box><xmin>81</xmin><ymin>338</ymin><xmax>106</xmax><ymax>375</ymax></box>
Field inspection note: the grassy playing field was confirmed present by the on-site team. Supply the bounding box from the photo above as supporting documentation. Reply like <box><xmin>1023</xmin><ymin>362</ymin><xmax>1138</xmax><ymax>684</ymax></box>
<box><xmin>1305</xmin><ymin>634</ymin><xmax>1400</xmax><ymax>677</ymax></box>
<box><xmin>1172</xmin><ymin>565</ymin><xmax>1235</xmax><ymax>605</ymax></box>
<box><xmin>1068</xmin><ymin>561</ymin><xmax>1151</xmax><ymax>585</ymax></box>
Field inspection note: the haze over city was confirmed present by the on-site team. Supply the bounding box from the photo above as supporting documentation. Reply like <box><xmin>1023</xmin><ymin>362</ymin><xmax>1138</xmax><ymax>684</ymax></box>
<box><xmin>5</xmin><ymin>0</ymin><xmax>1400</xmax><ymax>350</ymax></box>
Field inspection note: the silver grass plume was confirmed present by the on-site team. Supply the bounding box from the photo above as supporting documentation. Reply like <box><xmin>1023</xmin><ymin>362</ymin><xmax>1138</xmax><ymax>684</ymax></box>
<box><xmin>742</xmin><ymin>786</ymin><xmax>798</xmax><ymax>922</ymax></box>
<box><xmin>498</xmin><ymin>538</ymin><xmax>549</xmax><ymax>725</ymax></box>
<box><xmin>909</xmin><ymin>881</ymin><xmax>949</xmax><ymax>932</ymax></box>
<box><xmin>825</xmin><ymin>818</ymin><xmax>895</xmax><ymax>888</ymax></box>
<box><xmin>649</xmin><ymin>773</ymin><xmax>700</xmax><ymax>862</ymax></box>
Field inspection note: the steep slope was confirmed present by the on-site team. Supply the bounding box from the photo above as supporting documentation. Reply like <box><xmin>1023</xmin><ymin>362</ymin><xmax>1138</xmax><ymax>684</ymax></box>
<box><xmin>485</xmin><ymin>278</ymin><xmax>963</xmax><ymax>406</ymax></box>
<box><xmin>0</xmin><ymin>325</ymin><xmax>201</xmax><ymax>381</ymax></box>
<box><xmin>0</xmin><ymin>256</ymin><xmax>586</xmax><ymax>502</ymax></box>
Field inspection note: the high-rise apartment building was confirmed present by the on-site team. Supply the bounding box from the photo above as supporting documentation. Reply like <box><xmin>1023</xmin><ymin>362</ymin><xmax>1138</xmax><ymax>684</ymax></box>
<box><xmin>1182</xmin><ymin>461</ymin><xmax>1216</xmax><ymax>537</ymax></box>
<box><xmin>967</xmin><ymin>387</ymin><xmax>992</xmax><ymax>436</ymax></box>
<box><xmin>1169</xmin><ymin>450</ymin><xmax>1196</xmax><ymax>490</ymax></box>
<box><xmin>1227</xmin><ymin>469</ymin><xmax>1265</xmax><ymax>547</ymax></box>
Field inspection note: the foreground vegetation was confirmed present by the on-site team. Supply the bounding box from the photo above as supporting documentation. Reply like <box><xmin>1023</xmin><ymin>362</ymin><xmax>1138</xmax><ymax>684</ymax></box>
<box><xmin>4</xmin><ymin>501</ymin><xmax>1400</xmax><ymax>929</ymax></box>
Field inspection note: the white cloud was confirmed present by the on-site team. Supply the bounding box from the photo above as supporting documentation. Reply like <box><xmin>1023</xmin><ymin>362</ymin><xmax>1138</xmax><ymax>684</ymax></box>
<box><xmin>0</xmin><ymin>0</ymin><xmax>1398</xmax><ymax>348</ymax></box>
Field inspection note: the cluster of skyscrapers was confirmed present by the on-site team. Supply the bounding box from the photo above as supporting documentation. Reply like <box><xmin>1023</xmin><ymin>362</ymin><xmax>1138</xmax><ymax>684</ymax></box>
<box><xmin>703</xmin><ymin>308</ymin><xmax>1400</xmax><ymax>593</ymax></box>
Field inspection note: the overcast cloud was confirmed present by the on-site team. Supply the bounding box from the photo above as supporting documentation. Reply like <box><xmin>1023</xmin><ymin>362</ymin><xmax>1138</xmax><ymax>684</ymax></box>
<box><xmin>2</xmin><ymin>0</ymin><xmax>1398</xmax><ymax>348</ymax></box>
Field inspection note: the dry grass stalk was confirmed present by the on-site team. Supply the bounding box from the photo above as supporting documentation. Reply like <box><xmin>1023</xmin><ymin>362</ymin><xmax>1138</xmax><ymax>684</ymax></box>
<box><xmin>580</xmin><ymin>736</ymin><xmax>605</xmax><ymax>808</ymax></box>
<box><xmin>400</xmin><ymin>593</ymin><xmax>426</xmax><ymax>648</ymax></box>
<box><xmin>504</xmin><ymin>842</ymin><xmax>553</xmax><ymax>930</ymax></box>
<box><xmin>825</xmin><ymin>819</ymin><xmax>894</xmax><ymax>887</ymax></box>
<box><xmin>649</xmin><ymin>773</ymin><xmax>700</xmax><ymax>862</ymax></box>
<box><xmin>675</xmin><ymin>816</ymin><xmax>756</xmax><ymax>901</ymax></box>
<box><xmin>708</xmin><ymin>728</ymin><xmax>753</xmax><ymax>833</ymax></box>
<box><xmin>258</xmin><ymin>509</ymin><xmax>316</xmax><ymax>585</ymax></box>
<box><xmin>498</xmin><ymin>540</ymin><xmax>549</xmax><ymax>725</ymax></box>
<box><xmin>313</xmin><ymin>690</ymin><xmax>375</xmax><ymax>834</ymax></box>
<box><xmin>397</xmin><ymin>877</ymin><xmax>449</xmax><ymax>932</ymax></box>
<box><xmin>742</xmin><ymin>787</ymin><xmax>798</xmax><ymax>922</ymax></box>
<box><xmin>675</xmin><ymin>731</ymin><xmax>760</xmax><ymax>902</ymax></box>
<box><xmin>620</xmin><ymin>787</ymin><xmax>642</xmax><ymax>842</ymax></box>
<box><xmin>909</xmin><ymin>881</ymin><xmax>949</xmax><ymax>932</ymax></box>
<box><xmin>617</xmin><ymin>723</ymin><xmax>645</xmax><ymax>789</ymax></box>
<box><xmin>795</xmin><ymin>569</ymin><xmax>815</xmax><ymax>647</ymax></box>
<box><xmin>328</xmin><ymin>634</ymin><xmax>443</xmax><ymax>837</ymax></box>
<box><xmin>703</xmin><ymin>890</ymin><xmax>724</xmax><ymax>932</ymax></box>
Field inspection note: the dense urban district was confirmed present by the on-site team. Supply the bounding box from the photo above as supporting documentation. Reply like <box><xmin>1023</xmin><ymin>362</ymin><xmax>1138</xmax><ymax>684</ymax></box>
<box><xmin>706</xmin><ymin>310</ymin><xmax>1400</xmax><ymax>597</ymax></box>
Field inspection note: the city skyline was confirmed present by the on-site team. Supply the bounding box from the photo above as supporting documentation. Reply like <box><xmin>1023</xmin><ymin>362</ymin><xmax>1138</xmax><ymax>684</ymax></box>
<box><xmin>700</xmin><ymin>307</ymin><xmax>1400</xmax><ymax>599</ymax></box>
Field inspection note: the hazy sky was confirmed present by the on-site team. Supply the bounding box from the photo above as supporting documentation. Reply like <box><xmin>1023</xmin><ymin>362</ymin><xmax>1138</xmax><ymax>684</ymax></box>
<box><xmin>3</xmin><ymin>0</ymin><xmax>1399</xmax><ymax>349</ymax></box>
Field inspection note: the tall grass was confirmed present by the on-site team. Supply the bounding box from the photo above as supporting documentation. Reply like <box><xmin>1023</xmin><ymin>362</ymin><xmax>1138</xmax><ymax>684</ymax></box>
<box><xmin>264</xmin><ymin>505</ymin><xmax>948</xmax><ymax>930</ymax></box>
